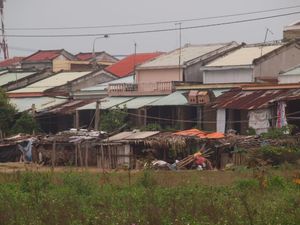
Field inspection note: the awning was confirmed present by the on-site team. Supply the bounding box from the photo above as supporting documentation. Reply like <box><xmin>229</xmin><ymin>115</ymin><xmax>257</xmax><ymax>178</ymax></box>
<box><xmin>77</xmin><ymin>97</ymin><xmax>133</xmax><ymax>110</ymax></box>
<box><xmin>116</xmin><ymin>96</ymin><xmax>163</xmax><ymax>109</ymax></box>
<box><xmin>147</xmin><ymin>91</ymin><xmax>188</xmax><ymax>106</ymax></box>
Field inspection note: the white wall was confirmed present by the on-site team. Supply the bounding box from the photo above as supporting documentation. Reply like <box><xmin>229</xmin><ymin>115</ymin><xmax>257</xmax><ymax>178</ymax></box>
<box><xmin>278</xmin><ymin>75</ymin><xmax>300</xmax><ymax>84</ymax></box>
<box><xmin>203</xmin><ymin>68</ymin><xmax>253</xmax><ymax>84</ymax></box>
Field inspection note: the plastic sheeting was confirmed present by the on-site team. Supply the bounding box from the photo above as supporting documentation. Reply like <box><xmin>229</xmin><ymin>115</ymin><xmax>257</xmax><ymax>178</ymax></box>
<box><xmin>248</xmin><ymin>109</ymin><xmax>271</xmax><ymax>134</ymax></box>
<box><xmin>217</xmin><ymin>109</ymin><xmax>226</xmax><ymax>133</ymax></box>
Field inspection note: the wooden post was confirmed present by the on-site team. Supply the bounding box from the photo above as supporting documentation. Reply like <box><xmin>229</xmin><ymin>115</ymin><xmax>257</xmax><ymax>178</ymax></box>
<box><xmin>94</xmin><ymin>100</ymin><xmax>100</xmax><ymax>131</ymax></box>
<box><xmin>96</xmin><ymin>147</ymin><xmax>100</xmax><ymax>168</ymax></box>
<box><xmin>85</xmin><ymin>142</ymin><xmax>89</xmax><ymax>167</ymax></box>
<box><xmin>101</xmin><ymin>144</ymin><xmax>104</xmax><ymax>169</ymax></box>
<box><xmin>108</xmin><ymin>145</ymin><xmax>112</xmax><ymax>169</ymax></box>
<box><xmin>51</xmin><ymin>140</ymin><xmax>56</xmax><ymax>168</ymax></box>
<box><xmin>31</xmin><ymin>104</ymin><xmax>36</xmax><ymax>136</ymax></box>
<box><xmin>78</xmin><ymin>143</ymin><xmax>83</xmax><ymax>167</ymax></box>
<box><xmin>75</xmin><ymin>110</ymin><xmax>79</xmax><ymax>130</ymax></box>
<box><xmin>75</xmin><ymin>144</ymin><xmax>78</xmax><ymax>167</ymax></box>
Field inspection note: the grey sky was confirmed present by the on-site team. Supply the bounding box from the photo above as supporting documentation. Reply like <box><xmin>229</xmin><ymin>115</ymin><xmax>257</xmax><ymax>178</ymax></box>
<box><xmin>4</xmin><ymin>0</ymin><xmax>300</xmax><ymax>58</ymax></box>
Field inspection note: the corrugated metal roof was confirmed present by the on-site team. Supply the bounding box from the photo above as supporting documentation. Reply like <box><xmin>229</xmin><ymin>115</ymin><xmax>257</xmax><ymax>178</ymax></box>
<box><xmin>10</xmin><ymin>97</ymin><xmax>67</xmax><ymax>112</ymax></box>
<box><xmin>0</xmin><ymin>72</ymin><xmax>35</xmax><ymax>86</ymax></box>
<box><xmin>147</xmin><ymin>91</ymin><xmax>188</xmax><ymax>106</ymax></box>
<box><xmin>213</xmin><ymin>89</ymin><xmax>289</xmax><ymax>110</ymax></box>
<box><xmin>8</xmin><ymin>71</ymin><xmax>91</xmax><ymax>93</ymax></box>
<box><xmin>39</xmin><ymin>99</ymin><xmax>94</xmax><ymax>114</ymax></box>
<box><xmin>207</xmin><ymin>45</ymin><xmax>282</xmax><ymax>67</ymax></box>
<box><xmin>81</xmin><ymin>75</ymin><xmax>134</xmax><ymax>92</ymax></box>
<box><xmin>116</xmin><ymin>96</ymin><xmax>163</xmax><ymax>109</ymax></box>
<box><xmin>106</xmin><ymin>131</ymin><xmax>160</xmax><ymax>141</ymax></box>
<box><xmin>77</xmin><ymin>97</ymin><xmax>133</xmax><ymax>110</ymax></box>
<box><xmin>138</xmin><ymin>43</ymin><xmax>229</xmax><ymax>68</ymax></box>
<box><xmin>281</xmin><ymin>65</ymin><xmax>300</xmax><ymax>76</ymax></box>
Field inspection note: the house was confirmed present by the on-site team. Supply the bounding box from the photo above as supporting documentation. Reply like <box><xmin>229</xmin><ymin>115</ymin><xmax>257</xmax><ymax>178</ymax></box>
<box><xmin>21</xmin><ymin>49</ymin><xmax>76</xmax><ymax>72</ymax></box>
<box><xmin>76</xmin><ymin>51</ymin><xmax>118</xmax><ymax>67</ymax></box>
<box><xmin>253</xmin><ymin>40</ymin><xmax>300</xmax><ymax>81</ymax></box>
<box><xmin>278</xmin><ymin>64</ymin><xmax>300</xmax><ymax>84</ymax></box>
<box><xmin>283</xmin><ymin>20</ymin><xmax>300</xmax><ymax>41</ymax></box>
<box><xmin>0</xmin><ymin>57</ymin><xmax>24</xmax><ymax>69</ymax></box>
<box><xmin>125</xmin><ymin>42</ymin><xmax>239</xmax><ymax>92</ymax></box>
<box><xmin>202</xmin><ymin>43</ymin><xmax>282</xmax><ymax>84</ymax></box>
<box><xmin>212</xmin><ymin>84</ymin><xmax>300</xmax><ymax>134</ymax></box>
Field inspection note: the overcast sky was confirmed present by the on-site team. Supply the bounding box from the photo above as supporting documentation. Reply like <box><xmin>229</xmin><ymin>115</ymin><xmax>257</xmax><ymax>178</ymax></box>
<box><xmin>4</xmin><ymin>0</ymin><xmax>300</xmax><ymax>58</ymax></box>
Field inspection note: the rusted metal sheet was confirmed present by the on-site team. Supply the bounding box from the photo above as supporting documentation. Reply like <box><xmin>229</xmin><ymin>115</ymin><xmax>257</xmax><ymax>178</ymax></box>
<box><xmin>213</xmin><ymin>89</ymin><xmax>293</xmax><ymax>110</ymax></box>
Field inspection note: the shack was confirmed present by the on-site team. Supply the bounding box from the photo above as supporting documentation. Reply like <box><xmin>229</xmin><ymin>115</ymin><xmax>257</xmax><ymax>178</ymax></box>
<box><xmin>96</xmin><ymin>131</ymin><xmax>160</xmax><ymax>169</ymax></box>
<box><xmin>33</xmin><ymin>130</ymin><xmax>102</xmax><ymax>166</ymax></box>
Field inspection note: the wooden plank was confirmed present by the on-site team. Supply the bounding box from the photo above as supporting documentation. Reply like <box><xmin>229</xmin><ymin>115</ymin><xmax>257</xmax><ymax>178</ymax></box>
<box><xmin>51</xmin><ymin>140</ymin><xmax>56</xmax><ymax>168</ymax></box>
<box><xmin>75</xmin><ymin>144</ymin><xmax>78</xmax><ymax>167</ymax></box>
<box><xmin>78</xmin><ymin>143</ymin><xmax>83</xmax><ymax>167</ymax></box>
<box><xmin>101</xmin><ymin>144</ymin><xmax>104</xmax><ymax>169</ymax></box>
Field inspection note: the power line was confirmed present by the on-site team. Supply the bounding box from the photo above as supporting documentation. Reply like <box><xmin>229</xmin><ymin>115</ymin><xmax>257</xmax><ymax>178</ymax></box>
<box><xmin>5</xmin><ymin>5</ymin><xmax>300</xmax><ymax>31</ymax></box>
<box><xmin>2</xmin><ymin>11</ymin><xmax>300</xmax><ymax>38</ymax></box>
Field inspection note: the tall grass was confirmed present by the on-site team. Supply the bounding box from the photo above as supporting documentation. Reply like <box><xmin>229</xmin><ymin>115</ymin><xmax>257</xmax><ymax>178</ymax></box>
<box><xmin>0</xmin><ymin>170</ymin><xmax>299</xmax><ymax>225</ymax></box>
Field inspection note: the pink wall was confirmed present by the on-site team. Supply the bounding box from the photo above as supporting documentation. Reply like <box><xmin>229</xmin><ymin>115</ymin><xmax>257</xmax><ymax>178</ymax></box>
<box><xmin>136</xmin><ymin>68</ymin><xmax>183</xmax><ymax>92</ymax></box>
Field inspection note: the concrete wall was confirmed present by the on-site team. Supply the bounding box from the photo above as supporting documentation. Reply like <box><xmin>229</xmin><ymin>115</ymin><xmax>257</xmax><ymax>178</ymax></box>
<box><xmin>253</xmin><ymin>45</ymin><xmax>300</xmax><ymax>79</ymax></box>
<box><xmin>136</xmin><ymin>68</ymin><xmax>183</xmax><ymax>92</ymax></box>
<box><xmin>203</xmin><ymin>68</ymin><xmax>253</xmax><ymax>84</ymax></box>
<box><xmin>22</xmin><ymin>62</ymin><xmax>52</xmax><ymax>70</ymax></box>
<box><xmin>184</xmin><ymin>63</ymin><xmax>204</xmax><ymax>82</ymax></box>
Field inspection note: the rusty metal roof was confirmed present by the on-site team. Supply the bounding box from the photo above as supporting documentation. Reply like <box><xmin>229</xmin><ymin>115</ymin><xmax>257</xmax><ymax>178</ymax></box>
<box><xmin>213</xmin><ymin>89</ymin><xmax>291</xmax><ymax>110</ymax></box>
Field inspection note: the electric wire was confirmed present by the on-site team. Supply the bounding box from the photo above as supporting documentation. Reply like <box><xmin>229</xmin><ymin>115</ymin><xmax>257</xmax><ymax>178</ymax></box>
<box><xmin>5</xmin><ymin>5</ymin><xmax>300</xmax><ymax>31</ymax></box>
<box><xmin>3</xmin><ymin>11</ymin><xmax>300</xmax><ymax>38</ymax></box>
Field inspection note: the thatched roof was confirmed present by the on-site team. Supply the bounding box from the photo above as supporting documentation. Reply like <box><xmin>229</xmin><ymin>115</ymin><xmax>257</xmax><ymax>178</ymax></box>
<box><xmin>144</xmin><ymin>132</ymin><xmax>205</xmax><ymax>152</ymax></box>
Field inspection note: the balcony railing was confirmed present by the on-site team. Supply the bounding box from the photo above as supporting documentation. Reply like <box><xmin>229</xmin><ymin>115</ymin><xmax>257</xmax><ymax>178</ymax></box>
<box><xmin>108</xmin><ymin>82</ymin><xmax>174</xmax><ymax>96</ymax></box>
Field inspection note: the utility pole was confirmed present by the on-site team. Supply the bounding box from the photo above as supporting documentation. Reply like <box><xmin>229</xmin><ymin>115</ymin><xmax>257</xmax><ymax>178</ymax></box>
<box><xmin>133</xmin><ymin>42</ymin><xmax>137</xmax><ymax>83</ymax></box>
<box><xmin>0</xmin><ymin>0</ymin><xmax>8</xmax><ymax>59</ymax></box>
<box><xmin>175</xmin><ymin>22</ymin><xmax>182</xmax><ymax>81</ymax></box>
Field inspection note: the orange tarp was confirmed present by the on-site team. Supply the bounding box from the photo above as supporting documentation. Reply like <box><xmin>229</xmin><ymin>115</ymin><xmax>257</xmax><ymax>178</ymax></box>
<box><xmin>174</xmin><ymin>129</ymin><xmax>224</xmax><ymax>139</ymax></box>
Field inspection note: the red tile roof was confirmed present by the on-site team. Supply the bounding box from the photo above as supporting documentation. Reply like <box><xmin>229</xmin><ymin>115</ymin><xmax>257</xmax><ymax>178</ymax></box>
<box><xmin>0</xmin><ymin>57</ymin><xmax>24</xmax><ymax>67</ymax></box>
<box><xmin>105</xmin><ymin>52</ymin><xmax>162</xmax><ymax>77</ymax></box>
<box><xmin>22</xmin><ymin>50</ymin><xmax>66</xmax><ymax>62</ymax></box>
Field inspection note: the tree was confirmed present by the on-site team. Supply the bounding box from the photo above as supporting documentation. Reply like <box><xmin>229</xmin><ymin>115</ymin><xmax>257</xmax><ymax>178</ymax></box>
<box><xmin>0</xmin><ymin>88</ymin><xmax>39</xmax><ymax>137</ymax></box>
<box><xmin>99</xmin><ymin>106</ymin><xmax>127</xmax><ymax>132</ymax></box>
<box><xmin>0</xmin><ymin>88</ymin><xmax>16</xmax><ymax>137</ymax></box>
<box><xmin>11</xmin><ymin>112</ymin><xmax>40</xmax><ymax>134</ymax></box>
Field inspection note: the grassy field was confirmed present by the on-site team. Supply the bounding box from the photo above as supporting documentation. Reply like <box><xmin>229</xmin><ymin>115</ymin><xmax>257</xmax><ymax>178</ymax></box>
<box><xmin>0</xmin><ymin>166</ymin><xmax>299</xmax><ymax>225</ymax></box>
